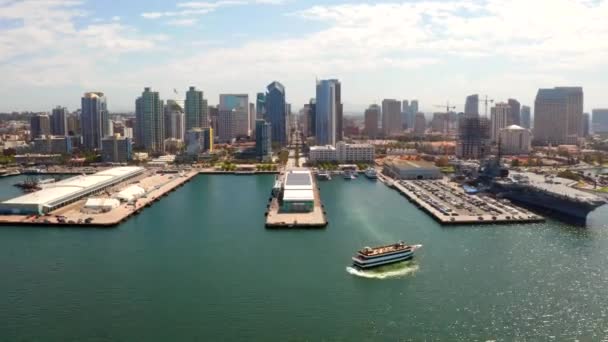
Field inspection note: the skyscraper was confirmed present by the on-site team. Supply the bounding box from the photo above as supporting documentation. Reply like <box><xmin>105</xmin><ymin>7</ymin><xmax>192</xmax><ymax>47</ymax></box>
<box><xmin>164</xmin><ymin>100</ymin><xmax>185</xmax><ymax>141</ymax></box>
<box><xmin>30</xmin><ymin>114</ymin><xmax>51</xmax><ymax>139</ymax></box>
<box><xmin>255</xmin><ymin>119</ymin><xmax>272</xmax><ymax>161</ymax></box>
<box><xmin>315</xmin><ymin>79</ymin><xmax>341</xmax><ymax>146</ymax></box>
<box><xmin>249</xmin><ymin>103</ymin><xmax>256</xmax><ymax>136</ymax></box>
<box><xmin>364</xmin><ymin>104</ymin><xmax>380</xmax><ymax>139</ymax></box>
<box><xmin>491</xmin><ymin>102</ymin><xmax>510</xmax><ymax>143</ymax></box>
<box><xmin>520</xmin><ymin>105</ymin><xmax>531</xmax><ymax>129</ymax></box>
<box><xmin>592</xmin><ymin>109</ymin><xmax>608</xmax><ymax>133</ymax></box>
<box><xmin>382</xmin><ymin>99</ymin><xmax>402</xmax><ymax>137</ymax></box>
<box><xmin>507</xmin><ymin>98</ymin><xmax>521</xmax><ymax>125</ymax></box>
<box><xmin>465</xmin><ymin>94</ymin><xmax>479</xmax><ymax>117</ymax></box>
<box><xmin>266</xmin><ymin>81</ymin><xmax>287</xmax><ymax>146</ymax></box>
<box><xmin>51</xmin><ymin>106</ymin><xmax>68</xmax><ymax>136</ymax></box>
<box><xmin>534</xmin><ymin>87</ymin><xmax>583</xmax><ymax>145</ymax></box>
<box><xmin>81</xmin><ymin>92</ymin><xmax>108</xmax><ymax>150</ymax></box>
<box><xmin>256</xmin><ymin>93</ymin><xmax>266</xmax><ymax>120</ymax></box>
<box><xmin>136</xmin><ymin>87</ymin><xmax>165</xmax><ymax>154</ymax></box>
<box><xmin>219</xmin><ymin>94</ymin><xmax>249</xmax><ymax>138</ymax></box>
<box><xmin>218</xmin><ymin>110</ymin><xmax>237</xmax><ymax>142</ymax></box>
<box><xmin>186</xmin><ymin>127</ymin><xmax>213</xmax><ymax>155</ymax></box>
<box><xmin>408</xmin><ymin>100</ymin><xmax>419</xmax><ymax>129</ymax></box>
<box><xmin>401</xmin><ymin>100</ymin><xmax>409</xmax><ymax>129</ymax></box>
<box><xmin>582</xmin><ymin>113</ymin><xmax>590</xmax><ymax>137</ymax></box>
<box><xmin>414</xmin><ymin>112</ymin><xmax>426</xmax><ymax>137</ymax></box>
<box><xmin>185</xmin><ymin>86</ymin><xmax>207</xmax><ymax>131</ymax></box>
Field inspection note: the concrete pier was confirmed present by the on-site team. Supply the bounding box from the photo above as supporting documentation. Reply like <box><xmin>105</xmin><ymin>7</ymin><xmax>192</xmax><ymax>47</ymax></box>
<box><xmin>381</xmin><ymin>175</ymin><xmax>544</xmax><ymax>225</ymax></box>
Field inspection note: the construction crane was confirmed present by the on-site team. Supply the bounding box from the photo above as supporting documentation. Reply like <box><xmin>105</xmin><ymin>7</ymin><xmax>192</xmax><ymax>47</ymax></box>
<box><xmin>478</xmin><ymin>95</ymin><xmax>494</xmax><ymax>117</ymax></box>
<box><xmin>434</xmin><ymin>101</ymin><xmax>457</xmax><ymax>113</ymax></box>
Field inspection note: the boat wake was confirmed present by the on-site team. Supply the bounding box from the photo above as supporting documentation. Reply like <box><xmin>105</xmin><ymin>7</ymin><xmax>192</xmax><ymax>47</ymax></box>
<box><xmin>346</xmin><ymin>261</ymin><xmax>419</xmax><ymax>280</ymax></box>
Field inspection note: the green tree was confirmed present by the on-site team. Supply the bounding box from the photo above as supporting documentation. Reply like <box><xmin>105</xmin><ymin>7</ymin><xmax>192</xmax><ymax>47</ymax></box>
<box><xmin>511</xmin><ymin>159</ymin><xmax>521</xmax><ymax>167</ymax></box>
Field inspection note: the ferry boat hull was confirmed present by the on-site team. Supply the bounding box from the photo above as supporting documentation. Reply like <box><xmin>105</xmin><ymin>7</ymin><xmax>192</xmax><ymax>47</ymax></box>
<box><xmin>352</xmin><ymin>242</ymin><xmax>420</xmax><ymax>270</ymax></box>
<box><xmin>352</xmin><ymin>252</ymin><xmax>414</xmax><ymax>269</ymax></box>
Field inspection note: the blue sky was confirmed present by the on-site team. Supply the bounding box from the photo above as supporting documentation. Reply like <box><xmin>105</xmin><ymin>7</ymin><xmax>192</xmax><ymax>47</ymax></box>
<box><xmin>0</xmin><ymin>0</ymin><xmax>607</xmax><ymax>113</ymax></box>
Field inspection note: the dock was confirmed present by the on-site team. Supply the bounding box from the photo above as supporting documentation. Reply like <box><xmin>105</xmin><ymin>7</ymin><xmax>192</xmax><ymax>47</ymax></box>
<box><xmin>265</xmin><ymin>169</ymin><xmax>327</xmax><ymax>229</ymax></box>
<box><xmin>0</xmin><ymin>171</ymin><xmax>199</xmax><ymax>227</ymax></box>
<box><xmin>381</xmin><ymin>176</ymin><xmax>545</xmax><ymax>225</ymax></box>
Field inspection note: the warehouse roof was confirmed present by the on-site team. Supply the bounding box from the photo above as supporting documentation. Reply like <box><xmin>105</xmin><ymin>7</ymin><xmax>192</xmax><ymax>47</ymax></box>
<box><xmin>2</xmin><ymin>167</ymin><xmax>144</xmax><ymax>206</ymax></box>
<box><xmin>284</xmin><ymin>169</ymin><xmax>313</xmax><ymax>190</ymax></box>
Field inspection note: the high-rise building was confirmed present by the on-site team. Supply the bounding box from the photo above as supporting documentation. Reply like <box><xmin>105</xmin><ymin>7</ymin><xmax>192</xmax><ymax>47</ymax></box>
<box><xmin>51</xmin><ymin>106</ymin><xmax>68</xmax><ymax>136</ymax></box>
<box><xmin>409</xmin><ymin>100</ymin><xmax>419</xmax><ymax>129</ymax></box>
<box><xmin>499</xmin><ymin>125</ymin><xmax>531</xmax><ymax>155</ymax></box>
<box><xmin>256</xmin><ymin>93</ymin><xmax>266</xmax><ymax>120</ymax></box>
<box><xmin>457</xmin><ymin>116</ymin><xmax>490</xmax><ymax>159</ymax></box>
<box><xmin>401</xmin><ymin>100</ymin><xmax>409</xmax><ymax>129</ymax></box>
<box><xmin>534</xmin><ymin>87</ymin><xmax>583</xmax><ymax>145</ymax></box>
<box><xmin>507</xmin><ymin>98</ymin><xmax>521</xmax><ymax>125</ymax></box>
<box><xmin>431</xmin><ymin>113</ymin><xmax>449</xmax><ymax>134</ymax></box>
<box><xmin>208</xmin><ymin>105</ymin><xmax>219</xmax><ymax>134</ymax></box>
<box><xmin>382</xmin><ymin>99</ymin><xmax>402</xmax><ymax>137</ymax></box>
<box><xmin>582</xmin><ymin>113</ymin><xmax>590</xmax><ymax>137</ymax></box>
<box><xmin>186</xmin><ymin>127</ymin><xmax>213</xmax><ymax>156</ymax></box>
<box><xmin>520</xmin><ymin>105</ymin><xmax>531</xmax><ymax>129</ymax></box>
<box><xmin>414</xmin><ymin>112</ymin><xmax>426</xmax><ymax>137</ymax></box>
<box><xmin>255</xmin><ymin>120</ymin><xmax>272</xmax><ymax>161</ymax></box>
<box><xmin>315</xmin><ymin>79</ymin><xmax>342</xmax><ymax>146</ymax></box>
<box><xmin>81</xmin><ymin>92</ymin><xmax>108</xmax><ymax>150</ymax></box>
<box><xmin>164</xmin><ymin>100</ymin><xmax>185</xmax><ymax>141</ymax></box>
<box><xmin>136</xmin><ymin>87</ymin><xmax>165</xmax><ymax>154</ymax></box>
<box><xmin>30</xmin><ymin>114</ymin><xmax>51</xmax><ymax>139</ymax></box>
<box><xmin>464</xmin><ymin>94</ymin><xmax>479</xmax><ymax>117</ymax></box>
<box><xmin>266</xmin><ymin>81</ymin><xmax>287</xmax><ymax>146</ymax></box>
<box><xmin>219</xmin><ymin>94</ymin><xmax>249</xmax><ymax>138</ymax></box>
<box><xmin>101</xmin><ymin>135</ymin><xmax>132</xmax><ymax>162</ymax></box>
<box><xmin>364</xmin><ymin>104</ymin><xmax>380</xmax><ymax>139</ymax></box>
<box><xmin>33</xmin><ymin>136</ymin><xmax>72</xmax><ymax>154</ymax></box>
<box><xmin>592</xmin><ymin>109</ymin><xmax>608</xmax><ymax>133</ymax></box>
<box><xmin>249</xmin><ymin>103</ymin><xmax>256</xmax><ymax>136</ymax></box>
<box><xmin>67</xmin><ymin>114</ymin><xmax>80</xmax><ymax>136</ymax></box>
<box><xmin>218</xmin><ymin>110</ymin><xmax>236</xmax><ymax>142</ymax></box>
<box><xmin>491</xmin><ymin>102</ymin><xmax>510</xmax><ymax>143</ymax></box>
<box><xmin>185</xmin><ymin>86</ymin><xmax>207</xmax><ymax>131</ymax></box>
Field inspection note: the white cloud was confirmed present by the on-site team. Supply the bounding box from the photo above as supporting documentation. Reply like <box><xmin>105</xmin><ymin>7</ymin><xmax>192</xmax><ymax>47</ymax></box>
<box><xmin>166</xmin><ymin>18</ymin><xmax>199</xmax><ymax>27</ymax></box>
<box><xmin>142</xmin><ymin>0</ymin><xmax>287</xmax><ymax>19</ymax></box>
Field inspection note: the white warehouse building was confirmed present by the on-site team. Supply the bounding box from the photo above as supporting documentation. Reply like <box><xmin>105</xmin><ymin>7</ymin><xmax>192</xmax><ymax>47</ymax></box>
<box><xmin>0</xmin><ymin>167</ymin><xmax>145</xmax><ymax>215</ymax></box>
<box><xmin>309</xmin><ymin>142</ymin><xmax>374</xmax><ymax>163</ymax></box>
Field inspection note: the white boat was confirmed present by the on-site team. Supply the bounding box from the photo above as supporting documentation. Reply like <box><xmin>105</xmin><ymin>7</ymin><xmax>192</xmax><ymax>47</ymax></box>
<box><xmin>364</xmin><ymin>168</ymin><xmax>378</xmax><ymax>179</ymax></box>
<box><xmin>352</xmin><ymin>242</ymin><xmax>422</xmax><ymax>269</ymax></box>
<box><xmin>317</xmin><ymin>171</ymin><xmax>332</xmax><ymax>180</ymax></box>
<box><xmin>343</xmin><ymin>170</ymin><xmax>356</xmax><ymax>180</ymax></box>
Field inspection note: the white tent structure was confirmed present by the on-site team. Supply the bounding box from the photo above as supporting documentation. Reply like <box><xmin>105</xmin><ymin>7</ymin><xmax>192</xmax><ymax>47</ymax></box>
<box><xmin>113</xmin><ymin>185</ymin><xmax>146</xmax><ymax>203</ymax></box>
<box><xmin>83</xmin><ymin>198</ymin><xmax>120</xmax><ymax>212</ymax></box>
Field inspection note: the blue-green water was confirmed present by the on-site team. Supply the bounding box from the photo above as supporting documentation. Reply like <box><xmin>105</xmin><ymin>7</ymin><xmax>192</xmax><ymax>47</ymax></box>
<box><xmin>1</xmin><ymin>174</ymin><xmax>608</xmax><ymax>341</ymax></box>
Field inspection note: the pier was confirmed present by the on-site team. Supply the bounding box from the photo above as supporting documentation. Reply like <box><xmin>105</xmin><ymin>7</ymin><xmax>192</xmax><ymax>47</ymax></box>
<box><xmin>265</xmin><ymin>169</ymin><xmax>327</xmax><ymax>228</ymax></box>
<box><xmin>380</xmin><ymin>175</ymin><xmax>544</xmax><ymax>225</ymax></box>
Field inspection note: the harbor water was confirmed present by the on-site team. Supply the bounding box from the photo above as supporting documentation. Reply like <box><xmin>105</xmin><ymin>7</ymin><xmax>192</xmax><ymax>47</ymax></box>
<box><xmin>1</xmin><ymin>174</ymin><xmax>608</xmax><ymax>340</ymax></box>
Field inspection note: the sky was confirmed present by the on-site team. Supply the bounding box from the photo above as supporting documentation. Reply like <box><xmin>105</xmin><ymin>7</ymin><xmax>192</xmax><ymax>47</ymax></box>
<box><xmin>0</xmin><ymin>0</ymin><xmax>607</xmax><ymax>114</ymax></box>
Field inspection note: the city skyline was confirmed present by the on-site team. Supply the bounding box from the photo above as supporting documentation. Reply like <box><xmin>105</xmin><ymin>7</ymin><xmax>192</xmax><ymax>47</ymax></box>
<box><xmin>1</xmin><ymin>0</ymin><xmax>607</xmax><ymax>112</ymax></box>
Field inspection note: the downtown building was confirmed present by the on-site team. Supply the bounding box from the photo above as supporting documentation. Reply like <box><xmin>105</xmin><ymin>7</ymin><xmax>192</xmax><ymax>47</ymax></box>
<box><xmin>255</xmin><ymin>120</ymin><xmax>272</xmax><ymax>161</ymax></box>
<box><xmin>309</xmin><ymin>141</ymin><xmax>374</xmax><ymax>163</ymax></box>
<box><xmin>382</xmin><ymin>99</ymin><xmax>402</xmax><ymax>137</ymax></box>
<box><xmin>490</xmin><ymin>102</ymin><xmax>510</xmax><ymax>143</ymax></box>
<box><xmin>315</xmin><ymin>79</ymin><xmax>343</xmax><ymax>145</ymax></box>
<box><xmin>414</xmin><ymin>112</ymin><xmax>426</xmax><ymax>137</ymax></box>
<box><xmin>402</xmin><ymin>100</ymin><xmax>418</xmax><ymax>129</ymax></box>
<box><xmin>266</xmin><ymin>81</ymin><xmax>287</xmax><ymax>147</ymax></box>
<box><xmin>218</xmin><ymin>94</ymin><xmax>249</xmax><ymax>142</ymax></box>
<box><xmin>81</xmin><ymin>92</ymin><xmax>108</xmax><ymax>150</ymax></box>
<box><xmin>507</xmin><ymin>99</ymin><xmax>521</xmax><ymax>126</ymax></box>
<box><xmin>185</xmin><ymin>128</ymin><xmax>213</xmax><ymax>156</ymax></box>
<box><xmin>520</xmin><ymin>106</ymin><xmax>531</xmax><ymax>129</ymax></box>
<box><xmin>499</xmin><ymin>125</ymin><xmax>532</xmax><ymax>155</ymax></box>
<box><xmin>30</xmin><ymin>113</ymin><xmax>51</xmax><ymax>139</ymax></box>
<box><xmin>102</xmin><ymin>135</ymin><xmax>132</xmax><ymax>163</ymax></box>
<box><xmin>51</xmin><ymin>106</ymin><xmax>68</xmax><ymax>136</ymax></box>
<box><xmin>364</xmin><ymin>104</ymin><xmax>381</xmax><ymax>139</ymax></box>
<box><xmin>185</xmin><ymin>86</ymin><xmax>208</xmax><ymax>131</ymax></box>
<box><xmin>592</xmin><ymin>109</ymin><xmax>608</xmax><ymax>134</ymax></box>
<box><xmin>135</xmin><ymin>87</ymin><xmax>165</xmax><ymax>154</ymax></box>
<box><xmin>534</xmin><ymin>87</ymin><xmax>583</xmax><ymax>145</ymax></box>
<box><xmin>457</xmin><ymin>94</ymin><xmax>490</xmax><ymax>159</ymax></box>
<box><xmin>33</xmin><ymin>136</ymin><xmax>73</xmax><ymax>154</ymax></box>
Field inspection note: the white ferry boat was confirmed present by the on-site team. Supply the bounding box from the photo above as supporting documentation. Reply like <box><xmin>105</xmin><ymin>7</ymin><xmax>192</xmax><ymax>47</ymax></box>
<box><xmin>364</xmin><ymin>168</ymin><xmax>378</xmax><ymax>179</ymax></box>
<box><xmin>352</xmin><ymin>241</ymin><xmax>421</xmax><ymax>269</ymax></box>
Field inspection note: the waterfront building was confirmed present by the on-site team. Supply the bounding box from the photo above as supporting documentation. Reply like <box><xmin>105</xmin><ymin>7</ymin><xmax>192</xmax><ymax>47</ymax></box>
<box><xmin>186</xmin><ymin>127</ymin><xmax>213</xmax><ymax>156</ymax></box>
<box><xmin>255</xmin><ymin>120</ymin><xmax>272</xmax><ymax>161</ymax></box>
<box><xmin>315</xmin><ymin>79</ymin><xmax>342</xmax><ymax>145</ymax></box>
<box><xmin>383</xmin><ymin>160</ymin><xmax>441</xmax><ymax>180</ymax></box>
<box><xmin>465</xmin><ymin>94</ymin><xmax>479</xmax><ymax>117</ymax></box>
<box><xmin>592</xmin><ymin>109</ymin><xmax>608</xmax><ymax>133</ymax></box>
<box><xmin>507</xmin><ymin>98</ymin><xmax>521</xmax><ymax>125</ymax></box>
<box><xmin>582</xmin><ymin>113</ymin><xmax>590</xmax><ymax>137</ymax></box>
<box><xmin>499</xmin><ymin>125</ymin><xmax>531</xmax><ymax>155</ymax></box>
<box><xmin>309</xmin><ymin>142</ymin><xmax>374</xmax><ymax>163</ymax></box>
<box><xmin>51</xmin><ymin>106</ymin><xmax>68</xmax><ymax>136</ymax></box>
<box><xmin>414</xmin><ymin>112</ymin><xmax>426</xmax><ymax>137</ymax></box>
<box><xmin>33</xmin><ymin>136</ymin><xmax>73</xmax><ymax>154</ymax></box>
<box><xmin>136</xmin><ymin>87</ymin><xmax>165</xmax><ymax>154</ymax></box>
<box><xmin>185</xmin><ymin>86</ymin><xmax>208</xmax><ymax>131</ymax></box>
<box><xmin>164</xmin><ymin>100</ymin><xmax>185</xmax><ymax>141</ymax></box>
<box><xmin>364</xmin><ymin>104</ymin><xmax>380</xmax><ymax>139</ymax></box>
<box><xmin>0</xmin><ymin>167</ymin><xmax>145</xmax><ymax>215</ymax></box>
<box><xmin>219</xmin><ymin>94</ymin><xmax>249</xmax><ymax>138</ymax></box>
<box><xmin>30</xmin><ymin>114</ymin><xmax>51</xmax><ymax>139</ymax></box>
<box><xmin>101</xmin><ymin>135</ymin><xmax>132</xmax><ymax>163</ymax></box>
<box><xmin>521</xmin><ymin>106</ymin><xmax>531</xmax><ymax>129</ymax></box>
<box><xmin>534</xmin><ymin>87</ymin><xmax>583</xmax><ymax>145</ymax></box>
<box><xmin>81</xmin><ymin>92</ymin><xmax>108</xmax><ymax>150</ymax></box>
<box><xmin>266</xmin><ymin>81</ymin><xmax>287</xmax><ymax>146</ymax></box>
<box><xmin>14</xmin><ymin>154</ymin><xmax>62</xmax><ymax>165</ymax></box>
<box><xmin>281</xmin><ymin>169</ymin><xmax>314</xmax><ymax>213</ymax></box>
<box><xmin>382</xmin><ymin>99</ymin><xmax>402</xmax><ymax>137</ymax></box>
<box><xmin>491</xmin><ymin>102</ymin><xmax>510</xmax><ymax>143</ymax></box>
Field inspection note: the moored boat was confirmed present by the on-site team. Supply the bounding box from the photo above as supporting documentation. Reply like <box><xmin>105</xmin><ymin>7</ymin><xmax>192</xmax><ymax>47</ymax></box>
<box><xmin>317</xmin><ymin>171</ymin><xmax>332</xmax><ymax>180</ymax></box>
<box><xmin>364</xmin><ymin>168</ymin><xmax>378</xmax><ymax>179</ymax></box>
<box><xmin>343</xmin><ymin>170</ymin><xmax>356</xmax><ymax>180</ymax></box>
<box><xmin>352</xmin><ymin>241</ymin><xmax>421</xmax><ymax>269</ymax></box>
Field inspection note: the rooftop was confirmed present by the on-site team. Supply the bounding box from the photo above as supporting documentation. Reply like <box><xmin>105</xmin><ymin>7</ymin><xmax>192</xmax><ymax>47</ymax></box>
<box><xmin>284</xmin><ymin>169</ymin><xmax>313</xmax><ymax>190</ymax></box>
<box><xmin>387</xmin><ymin>160</ymin><xmax>439</xmax><ymax>170</ymax></box>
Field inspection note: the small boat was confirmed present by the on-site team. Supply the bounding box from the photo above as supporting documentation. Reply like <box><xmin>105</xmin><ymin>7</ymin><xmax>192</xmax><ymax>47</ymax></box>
<box><xmin>352</xmin><ymin>241</ymin><xmax>421</xmax><ymax>269</ymax></box>
<box><xmin>364</xmin><ymin>168</ymin><xmax>378</xmax><ymax>179</ymax></box>
<box><xmin>343</xmin><ymin>170</ymin><xmax>356</xmax><ymax>180</ymax></box>
<box><xmin>317</xmin><ymin>171</ymin><xmax>332</xmax><ymax>180</ymax></box>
